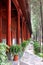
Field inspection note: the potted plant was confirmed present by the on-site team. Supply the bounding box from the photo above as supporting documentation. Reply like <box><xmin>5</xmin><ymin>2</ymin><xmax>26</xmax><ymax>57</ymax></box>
<box><xmin>10</xmin><ymin>44</ymin><xmax>22</xmax><ymax>61</ymax></box>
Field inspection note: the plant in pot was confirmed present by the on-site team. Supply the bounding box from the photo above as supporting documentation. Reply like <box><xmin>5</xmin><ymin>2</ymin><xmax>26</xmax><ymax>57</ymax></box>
<box><xmin>10</xmin><ymin>44</ymin><xmax>22</xmax><ymax>61</ymax></box>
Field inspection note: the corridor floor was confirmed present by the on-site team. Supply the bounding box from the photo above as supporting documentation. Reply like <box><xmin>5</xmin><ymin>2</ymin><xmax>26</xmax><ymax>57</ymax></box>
<box><xmin>9</xmin><ymin>42</ymin><xmax>43</xmax><ymax>65</ymax></box>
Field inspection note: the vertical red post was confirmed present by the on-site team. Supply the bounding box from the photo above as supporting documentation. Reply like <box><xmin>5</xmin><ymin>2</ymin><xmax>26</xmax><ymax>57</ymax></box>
<box><xmin>0</xmin><ymin>6</ymin><xmax>2</xmax><ymax>42</ymax></box>
<box><xmin>0</xmin><ymin>19</ymin><xmax>2</xmax><ymax>42</ymax></box>
<box><xmin>21</xmin><ymin>17</ymin><xmax>24</xmax><ymax>42</ymax></box>
<box><xmin>27</xmin><ymin>31</ymin><xmax>31</xmax><ymax>39</ymax></box>
<box><xmin>17</xmin><ymin>10</ymin><xmax>20</xmax><ymax>44</ymax></box>
<box><xmin>7</xmin><ymin>0</ymin><xmax>11</xmax><ymax>46</ymax></box>
<box><xmin>23</xmin><ymin>23</ymin><xmax>25</xmax><ymax>40</ymax></box>
<box><xmin>26</xmin><ymin>27</ymin><xmax>28</xmax><ymax>40</ymax></box>
<box><xmin>26</xmin><ymin>28</ymin><xmax>30</xmax><ymax>40</ymax></box>
<box><xmin>23</xmin><ymin>22</ymin><xmax>25</xmax><ymax>40</ymax></box>
<box><xmin>23</xmin><ymin>21</ymin><xmax>26</xmax><ymax>40</ymax></box>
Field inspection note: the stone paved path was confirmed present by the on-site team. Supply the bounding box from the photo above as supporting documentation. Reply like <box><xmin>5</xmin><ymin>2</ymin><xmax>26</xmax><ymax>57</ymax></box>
<box><xmin>20</xmin><ymin>42</ymin><xmax>43</xmax><ymax>65</ymax></box>
<box><xmin>8</xmin><ymin>42</ymin><xmax>43</xmax><ymax>65</ymax></box>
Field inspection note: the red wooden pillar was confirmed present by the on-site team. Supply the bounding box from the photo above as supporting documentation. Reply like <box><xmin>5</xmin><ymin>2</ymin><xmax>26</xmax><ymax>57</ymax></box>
<box><xmin>23</xmin><ymin>20</ymin><xmax>26</xmax><ymax>40</ymax></box>
<box><xmin>0</xmin><ymin>7</ymin><xmax>2</xmax><ymax>42</ymax></box>
<box><xmin>24</xmin><ymin>22</ymin><xmax>26</xmax><ymax>40</ymax></box>
<box><xmin>21</xmin><ymin>17</ymin><xmax>24</xmax><ymax>42</ymax></box>
<box><xmin>0</xmin><ymin>19</ymin><xmax>2</xmax><ymax>42</ymax></box>
<box><xmin>26</xmin><ymin>27</ymin><xmax>28</xmax><ymax>40</ymax></box>
<box><xmin>7</xmin><ymin>0</ymin><xmax>11</xmax><ymax>46</ymax></box>
<box><xmin>17</xmin><ymin>10</ymin><xmax>20</xmax><ymax>44</ymax></box>
<box><xmin>27</xmin><ymin>30</ymin><xmax>31</xmax><ymax>39</ymax></box>
<box><xmin>23</xmin><ymin>21</ymin><xmax>24</xmax><ymax>40</ymax></box>
<box><xmin>25</xmin><ymin>22</ymin><xmax>26</xmax><ymax>40</ymax></box>
<box><xmin>26</xmin><ymin>28</ymin><xmax>30</xmax><ymax>40</ymax></box>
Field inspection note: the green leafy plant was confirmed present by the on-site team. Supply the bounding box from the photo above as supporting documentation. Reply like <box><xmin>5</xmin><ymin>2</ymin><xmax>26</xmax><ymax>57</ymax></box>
<box><xmin>37</xmin><ymin>53</ymin><xmax>43</xmax><ymax>57</ymax></box>
<box><xmin>10</xmin><ymin>44</ymin><xmax>22</xmax><ymax>56</ymax></box>
<box><xmin>33</xmin><ymin>41</ymin><xmax>40</xmax><ymax>54</ymax></box>
<box><xmin>0</xmin><ymin>43</ymin><xmax>9</xmax><ymax>65</ymax></box>
<box><xmin>42</xmin><ymin>45</ymin><xmax>43</xmax><ymax>53</ymax></box>
<box><xmin>10</xmin><ymin>44</ymin><xmax>22</xmax><ymax>61</ymax></box>
<box><xmin>21</xmin><ymin>41</ymin><xmax>28</xmax><ymax>51</ymax></box>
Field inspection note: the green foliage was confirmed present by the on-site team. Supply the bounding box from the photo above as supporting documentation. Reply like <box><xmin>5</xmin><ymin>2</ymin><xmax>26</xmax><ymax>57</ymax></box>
<box><xmin>10</xmin><ymin>45</ymin><xmax>15</xmax><ymax>54</ymax></box>
<box><xmin>21</xmin><ymin>40</ymin><xmax>30</xmax><ymax>51</ymax></box>
<box><xmin>10</xmin><ymin>40</ymin><xmax>30</xmax><ymax>58</ymax></box>
<box><xmin>0</xmin><ymin>43</ymin><xmax>9</xmax><ymax>65</ymax></box>
<box><xmin>21</xmin><ymin>41</ymin><xmax>27</xmax><ymax>50</ymax></box>
<box><xmin>10</xmin><ymin>45</ymin><xmax>22</xmax><ymax>55</ymax></box>
<box><xmin>42</xmin><ymin>45</ymin><xmax>43</xmax><ymax>53</ymax></box>
<box><xmin>30</xmin><ymin>0</ymin><xmax>41</xmax><ymax>41</ymax></box>
<box><xmin>37</xmin><ymin>53</ymin><xmax>43</xmax><ymax>57</ymax></box>
<box><xmin>33</xmin><ymin>41</ymin><xmax>40</xmax><ymax>54</ymax></box>
<box><xmin>33</xmin><ymin>41</ymin><xmax>43</xmax><ymax>57</ymax></box>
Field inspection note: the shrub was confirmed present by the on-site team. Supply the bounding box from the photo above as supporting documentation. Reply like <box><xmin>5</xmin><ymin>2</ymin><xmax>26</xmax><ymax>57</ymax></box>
<box><xmin>42</xmin><ymin>45</ymin><xmax>43</xmax><ymax>53</ymax></box>
<box><xmin>10</xmin><ymin>44</ymin><xmax>22</xmax><ymax>56</ymax></box>
<box><xmin>0</xmin><ymin>43</ymin><xmax>9</xmax><ymax>65</ymax></box>
<box><xmin>21</xmin><ymin>41</ymin><xmax>27</xmax><ymax>51</ymax></box>
<box><xmin>33</xmin><ymin>41</ymin><xmax>40</xmax><ymax>54</ymax></box>
<box><xmin>37</xmin><ymin>53</ymin><xmax>43</xmax><ymax>57</ymax></box>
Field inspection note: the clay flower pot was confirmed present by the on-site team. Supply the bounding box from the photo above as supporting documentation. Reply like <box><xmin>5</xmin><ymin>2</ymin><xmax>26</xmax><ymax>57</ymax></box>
<box><xmin>13</xmin><ymin>55</ymin><xmax>18</xmax><ymax>61</ymax></box>
<box><xmin>10</xmin><ymin>45</ymin><xmax>22</xmax><ymax>61</ymax></box>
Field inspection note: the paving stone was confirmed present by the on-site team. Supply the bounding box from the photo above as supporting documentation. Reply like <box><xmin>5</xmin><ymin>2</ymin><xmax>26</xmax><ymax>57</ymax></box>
<box><xmin>8</xmin><ymin>42</ymin><xmax>43</xmax><ymax>65</ymax></box>
<box><xmin>12</xmin><ymin>61</ymin><xmax>19</xmax><ymax>65</ymax></box>
<box><xmin>20</xmin><ymin>43</ymin><xmax>43</xmax><ymax>65</ymax></box>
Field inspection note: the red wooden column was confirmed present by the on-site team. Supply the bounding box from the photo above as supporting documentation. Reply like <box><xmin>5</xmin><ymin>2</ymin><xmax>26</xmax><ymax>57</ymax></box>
<box><xmin>26</xmin><ymin>27</ymin><xmax>30</xmax><ymax>40</ymax></box>
<box><xmin>7</xmin><ymin>0</ymin><xmax>11</xmax><ymax>46</ymax></box>
<box><xmin>25</xmin><ymin>22</ymin><xmax>26</xmax><ymax>40</ymax></box>
<box><xmin>21</xmin><ymin>17</ymin><xmax>24</xmax><ymax>42</ymax></box>
<box><xmin>0</xmin><ymin>6</ymin><xmax>2</xmax><ymax>42</ymax></box>
<box><xmin>26</xmin><ymin>27</ymin><xmax>28</xmax><ymax>40</ymax></box>
<box><xmin>23</xmin><ymin>21</ymin><xmax>26</xmax><ymax>40</ymax></box>
<box><xmin>24</xmin><ymin>22</ymin><xmax>26</xmax><ymax>40</ymax></box>
<box><xmin>0</xmin><ymin>18</ymin><xmax>2</xmax><ymax>42</ymax></box>
<box><xmin>17</xmin><ymin>10</ymin><xmax>21</xmax><ymax>44</ymax></box>
<box><xmin>27</xmin><ymin>30</ymin><xmax>31</xmax><ymax>39</ymax></box>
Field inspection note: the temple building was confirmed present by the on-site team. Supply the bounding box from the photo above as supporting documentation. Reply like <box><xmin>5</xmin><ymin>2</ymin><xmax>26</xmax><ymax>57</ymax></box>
<box><xmin>0</xmin><ymin>0</ymin><xmax>32</xmax><ymax>46</ymax></box>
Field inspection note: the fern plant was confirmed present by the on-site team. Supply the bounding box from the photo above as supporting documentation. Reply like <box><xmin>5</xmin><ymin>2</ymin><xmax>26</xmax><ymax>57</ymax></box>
<box><xmin>0</xmin><ymin>43</ymin><xmax>10</xmax><ymax>65</ymax></box>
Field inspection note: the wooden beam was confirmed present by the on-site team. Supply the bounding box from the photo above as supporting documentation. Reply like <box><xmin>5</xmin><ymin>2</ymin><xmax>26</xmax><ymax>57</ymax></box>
<box><xmin>12</xmin><ymin>0</ymin><xmax>19</xmax><ymax>11</ymax></box>
<box><xmin>12</xmin><ymin>0</ymin><xmax>22</xmax><ymax>14</ymax></box>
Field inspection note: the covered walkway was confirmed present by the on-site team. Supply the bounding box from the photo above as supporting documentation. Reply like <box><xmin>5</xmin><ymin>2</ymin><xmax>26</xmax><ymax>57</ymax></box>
<box><xmin>0</xmin><ymin>0</ymin><xmax>32</xmax><ymax>45</ymax></box>
<box><xmin>0</xmin><ymin>0</ymin><xmax>43</xmax><ymax>65</ymax></box>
